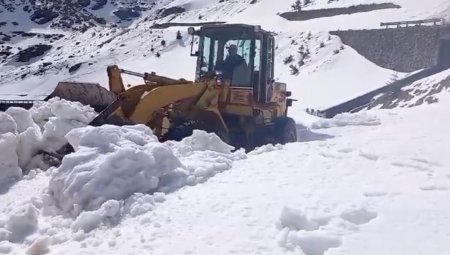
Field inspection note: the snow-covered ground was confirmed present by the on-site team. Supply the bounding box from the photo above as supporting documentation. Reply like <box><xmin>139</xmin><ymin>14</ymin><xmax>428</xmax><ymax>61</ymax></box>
<box><xmin>1</xmin><ymin>0</ymin><xmax>450</xmax><ymax>254</ymax></box>
<box><xmin>0</xmin><ymin>90</ymin><xmax>449</xmax><ymax>255</ymax></box>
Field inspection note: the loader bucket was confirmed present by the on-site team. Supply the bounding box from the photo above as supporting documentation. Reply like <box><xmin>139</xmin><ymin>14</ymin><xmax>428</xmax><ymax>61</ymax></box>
<box><xmin>47</xmin><ymin>82</ymin><xmax>118</xmax><ymax>112</ymax></box>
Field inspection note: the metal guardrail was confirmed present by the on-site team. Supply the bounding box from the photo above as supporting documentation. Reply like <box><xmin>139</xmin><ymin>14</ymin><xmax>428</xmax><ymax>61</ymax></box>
<box><xmin>0</xmin><ymin>100</ymin><xmax>38</xmax><ymax>111</ymax></box>
<box><xmin>380</xmin><ymin>18</ymin><xmax>446</xmax><ymax>28</ymax></box>
<box><xmin>0</xmin><ymin>100</ymin><xmax>37</xmax><ymax>104</ymax></box>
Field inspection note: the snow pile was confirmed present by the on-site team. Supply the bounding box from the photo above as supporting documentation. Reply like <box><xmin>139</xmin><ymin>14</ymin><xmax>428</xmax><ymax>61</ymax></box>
<box><xmin>0</xmin><ymin>133</ymin><xmax>22</xmax><ymax>187</ymax></box>
<box><xmin>49</xmin><ymin>126</ymin><xmax>245</xmax><ymax>217</ymax></box>
<box><xmin>49</xmin><ymin>124</ymin><xmax>182</xmax><ymax>216</ymax></box>
<box><xmin>0</xmin><ymin>204</ymin><xmax>39</xmax><ymax>243</ymax></box>
<box><xmin>0</xmin><ymin>98</ymin><xmax>96</xmax><ymax>187</ymax></box>
<box><xmin>167</xmin><ymin>130</ymin><xmax>246</xmax><ymax>186</ymax></box>
<box><xmin>311</xmin><ymin>112</ymin><xmax>381</xmax><ymax>129</ymax></box>
<box><xmin>32</xmin><ymin>98</ymin><xmax>97</xmax><ymax>152</ymax></box>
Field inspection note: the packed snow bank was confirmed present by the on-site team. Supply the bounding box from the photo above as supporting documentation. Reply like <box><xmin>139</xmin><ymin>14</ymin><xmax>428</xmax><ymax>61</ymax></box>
<box><xmin>49</xmin><ymin>124</ymin><xmax>183</xmax><ymax>216</ymax></box>
<box><xmin>0</xmin><ymin>98</ymin><xmax>97</xmax><ymax>188</ymax></box>
<box><xmin>32</xmin><ymin>98</ymin><xmax>97</xmax><ymax>152</ymax></box>
<box><xmin>166</xmin><ymin>130</ymin><xmax>246</xmax><ymax>186</ymax></box>
<box><xmin>311</xmin><ymin>112</ymin><xmax>381</xmax><ymax>129</ymax></box>
<box><xmin>0</xmin><ymin>133</ymin><xmax>22</xmax><ymax>187</ymax></box>
<box><xmin>49</xmin><ymin>125</ymin><xmax>246</xmax><ymax>216</ymax></box>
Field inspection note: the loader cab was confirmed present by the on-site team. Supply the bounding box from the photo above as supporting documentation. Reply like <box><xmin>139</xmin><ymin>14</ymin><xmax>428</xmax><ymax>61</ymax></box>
<box><xmin>188</xmin><ymin>24</ymin><xmax>276</xmax><ymax>103</ymax></box>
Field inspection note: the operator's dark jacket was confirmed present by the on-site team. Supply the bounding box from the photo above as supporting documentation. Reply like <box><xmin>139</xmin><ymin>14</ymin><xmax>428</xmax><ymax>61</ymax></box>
<box><xmin>221</xmin><ymin>54</ymin><xmax>245</xmax><ymax>78</ymax></box>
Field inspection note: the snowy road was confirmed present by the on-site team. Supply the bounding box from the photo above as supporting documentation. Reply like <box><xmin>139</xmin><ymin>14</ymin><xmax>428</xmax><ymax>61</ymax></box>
<box><xmin>1</xmin><ymin>94</ymin><xmax>449</xmax><ymax>255</ymax></box>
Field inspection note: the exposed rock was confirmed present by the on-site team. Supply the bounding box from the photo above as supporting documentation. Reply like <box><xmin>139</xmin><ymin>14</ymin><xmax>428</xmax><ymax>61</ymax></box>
<box><xmin>68</xmin><ymin>63</ymin><xmax>83</xmax><ymax>73</ymax></box>
<box><xmin>0</xmin><ymin>51</ymin><xmax>12</xmax><ymax>57</ymax></box>
<box><xmin>78</xmin><ymin>0</ymin><xmax>91</xmax><ymax>8</ymax></box>
<box><xmin>91</xmin><ymin>0</ymin><xmax>107</xmax><ymax>10</ymax></box>
<box><xmin>158</xmin><ymin>6</ymin><xmax>185</xmax><ymax>18</ymax></box>
<box><xmin>15</xmin><ymin>45</ymin><xmax>52</xmax><ymax>62</ymax></box>
<box><xmin>1</xmin><ymin>35</ymin><xmax>11</xmax><ymax>42</ymax></box>
<box><xmin>30</xmin><ymin>8</ymin><xmax>59</xmax><ymax>25</ymax></box>
<box><xmin>95</xmin><ymin>17</ymin><xmax>106</xmax><ymax>25</ymax></box>
<box><xmin>113</xmin><ymin>7</ymin><xmax>141</xmax><ymax>20</ymax></box>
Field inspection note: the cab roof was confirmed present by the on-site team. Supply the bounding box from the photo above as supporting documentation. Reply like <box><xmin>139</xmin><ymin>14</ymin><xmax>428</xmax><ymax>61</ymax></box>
<box><xmin>199</xmin><ymin>23</ymin><xmax>271</xmax><ymax>35</ymax></box>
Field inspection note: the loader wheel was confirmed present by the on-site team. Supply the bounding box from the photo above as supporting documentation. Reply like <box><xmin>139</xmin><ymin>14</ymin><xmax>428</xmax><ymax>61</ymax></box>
<box><xmin>274</xmin><ymin>117</ymin><xmax>297</xmax><ymax>144</ymax></box>
<box><xmin>164</xmin><ymin>124</ymin><xmax>193</xmax><ymax>142</ymax></box>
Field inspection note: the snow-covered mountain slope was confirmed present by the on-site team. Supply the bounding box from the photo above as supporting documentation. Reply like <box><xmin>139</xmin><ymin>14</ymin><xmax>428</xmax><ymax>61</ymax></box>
<box><xmin>369</xmin><ymin>68</ymin><xmax>450</xmax><ymax>109</ymax></box>
<box><xmin>1</xmin><ymin>0</ymin><xmax>449</xmax><ymax>110</ymax></box>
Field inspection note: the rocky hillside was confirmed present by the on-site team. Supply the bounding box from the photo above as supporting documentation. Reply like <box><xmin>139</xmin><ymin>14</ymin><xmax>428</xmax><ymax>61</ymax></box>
<box><xmin>0</xmin><ymin>0</ymin><xmax>257</xmax><ymax>94</ymax></box>
<box><xmin>1</xmin><ymin>0</ymin><xmax>449</xmax><ymax>111</ymax></box>
<box><xmin>0</xmin><ymin>0</ymin><xmax>159</xmax><ymax>31</ymax></box>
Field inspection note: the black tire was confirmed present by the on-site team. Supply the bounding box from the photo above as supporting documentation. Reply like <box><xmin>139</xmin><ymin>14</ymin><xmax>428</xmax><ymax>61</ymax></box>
<box><xmin>164</xmin><ymin>124</ymin><xmax>193</xmax><ymax>141</ymax></box>
<box><xmin>274</xmin><ymin>117</ymin><xmax>297</xmax><ymax>144</ymax></box>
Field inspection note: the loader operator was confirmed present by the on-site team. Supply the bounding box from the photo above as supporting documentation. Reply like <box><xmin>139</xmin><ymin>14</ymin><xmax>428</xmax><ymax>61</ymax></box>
<box><xmin>220</xmin><ymin>44</ymin><xmax>245</xmax><ymax>79</ymax></box>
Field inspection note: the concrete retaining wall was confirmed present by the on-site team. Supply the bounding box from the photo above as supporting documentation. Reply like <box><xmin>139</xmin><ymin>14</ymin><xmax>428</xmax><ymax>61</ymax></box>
<box><xmin>331</xmin><ymin>26</ymin><xmax>450</xmax><ymax>72</ymax></box>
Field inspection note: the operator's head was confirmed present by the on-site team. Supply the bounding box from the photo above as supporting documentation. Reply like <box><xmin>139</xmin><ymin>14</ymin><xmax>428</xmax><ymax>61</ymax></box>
<box><xmin>228</xmin><ymin>44</ymin><xmax>238</xmax><ymax>56</ymax></box>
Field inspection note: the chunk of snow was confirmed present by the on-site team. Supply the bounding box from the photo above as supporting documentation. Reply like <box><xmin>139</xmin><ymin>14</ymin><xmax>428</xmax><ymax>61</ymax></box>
<box><xmin>0</xmin><ymin>241</ymin><xmax>12</xmax><ymax>254</ymax></box>
<box><xmin>0</xmin><ymin>134</ymin><xmax>21</xmax><ymax>187</ymax></box>
<box><xmin>340</xmin><ymin>208</ymin><xmax>378</xmax><ymax>225</ymax></box>
<box><xmin>30</xmin><ymin>98</ymin><xmax>96</xmax><ymax>128</ymax></box>
<box><xmin>41</xmin><ymin>118</ymin><xmax>88</xmax><ymax>152</ymax></box>
<box><xmin>5</xmin><ymin>107</ymin><xmax>38</xmax><ymax>134</ymax></box>
<box><xmin>50</xmin><ymin>125</ymin><xmax>183</xmax><ymax>215</ymax></box>
<box><xmin>153</xmin><ymin>192</ymin><xmax>166</xmax><ymax>203</ymax></box>
<box><xmin>0</xmin><ymin>98</ymin><xmax>98</xmax><ymax>186</ymax></box>
<box><xmin>48</xmin><ymin>99</ymin><xmax>96</xmax><ymax>123</ymax></box>
<box><xmin>0</xmin><ymin>113</ymin><xmax>17</xmax><ymax>135</ymax></box>
<box><xmin>288</xmin><ymin>232</ymin><xmax>341</xmax><ymax>255</ymax></box>
<box><xmin>278</xmin><ymin>206</ymin><xmax>323</xmax><ymax>231</ymax></box>
<box><xmin>32</xmin><ymin>98</ymin><xmax>96</xmax><ymax>152</ymax></box>
<box><xmin>0</xmin><ymin>229</ymin><xmax>11</xmax><ymax>242</ymax></box>
<box><xmin>166</xmin><ymin>130</ymin><xmax>246</xmax><ymax>188</ymax></box>
<box><xmin>17</xmin><ymin>127</ymin><xmax>42</xmax><ymax>170</ymax></box>
<box><xmin>71</xmin><ymin>200</ymin><xmax>121</xmax><ymax>233</ymax></box>
<box><xmin>6</xmin><ymin>205</ymin><xmax>39</xmax><ymax>243</ymax></box>
<box><xmin>123</xmin><ymin>193</ymin><xmax>156</xmax><ymax>217</ymax></box>
<box><xmin>175</xmin><ymin>130</ymin><xmax>235</xmax><ymax>153</ymax></box>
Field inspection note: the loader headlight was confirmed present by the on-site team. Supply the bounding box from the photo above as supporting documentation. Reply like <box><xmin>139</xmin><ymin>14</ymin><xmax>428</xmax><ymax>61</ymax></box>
<box><xmin>188</xmin><ymin>27</ymin><xmax>196</xmax><ymax>35</ymax></box>
<box><xmin>216</xmin><ymin>77</ymin><xmax>223</xmax><ymax>86</ymax></box>
<box><xmin>214</xmin><ymin>70</ymin><xmax>223</xmax><ymax>86</ymax></box>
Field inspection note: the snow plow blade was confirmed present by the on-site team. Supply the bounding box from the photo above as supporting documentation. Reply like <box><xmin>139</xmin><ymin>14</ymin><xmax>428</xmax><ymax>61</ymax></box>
<box><xmin>49</xmin><ymin>82</ymin><xmax>118</xmax><ymax>112</ymax></box>
<box><xmin>0</xmin><ymin>82</ymin><xmax>117</xmax><ymax>112</ymax></box>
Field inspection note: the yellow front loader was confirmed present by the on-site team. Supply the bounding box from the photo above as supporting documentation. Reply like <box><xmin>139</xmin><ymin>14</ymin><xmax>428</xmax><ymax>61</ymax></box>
<box><xmin>44</xmin><ymin>24</ymin><xmax>298</xmax><ymax>157</ymax></box>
